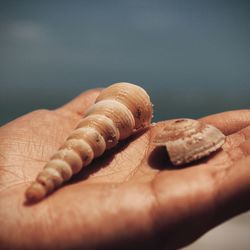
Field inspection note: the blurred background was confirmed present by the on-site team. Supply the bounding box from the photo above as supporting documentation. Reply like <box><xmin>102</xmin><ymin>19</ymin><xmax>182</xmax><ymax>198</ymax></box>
<box><xmin>0</xmin><ymin>0</ymin><xmax>249</xmax><ymax>248</ymax></box>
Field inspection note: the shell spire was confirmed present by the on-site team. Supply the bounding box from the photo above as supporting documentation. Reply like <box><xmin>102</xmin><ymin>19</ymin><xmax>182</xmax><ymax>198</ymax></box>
<box><xmin>25</xmin><ymin>82</ymin><xmax>153</xmax><ymax>202</ymax></box>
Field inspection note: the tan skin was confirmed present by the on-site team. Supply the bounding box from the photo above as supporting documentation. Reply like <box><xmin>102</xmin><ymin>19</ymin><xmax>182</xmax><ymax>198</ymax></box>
<box><xmin>0</xmin><ymin>89</ymin><xmax>250</xmax><ymax>250</ymax></box>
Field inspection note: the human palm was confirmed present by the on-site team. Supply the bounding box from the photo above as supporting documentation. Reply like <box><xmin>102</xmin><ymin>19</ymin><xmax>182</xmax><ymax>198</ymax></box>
<box><xmin>0</xmin><ymin>89</ymin><xmax>250</xmax><ymax>249</ymax></box>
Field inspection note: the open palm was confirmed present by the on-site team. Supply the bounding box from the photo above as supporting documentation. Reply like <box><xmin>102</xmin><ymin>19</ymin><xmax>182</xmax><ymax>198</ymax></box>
<box><xmin>0</xmin><ymin>89</ymin><xmax>250</xmax><ymax>250</ymax></box>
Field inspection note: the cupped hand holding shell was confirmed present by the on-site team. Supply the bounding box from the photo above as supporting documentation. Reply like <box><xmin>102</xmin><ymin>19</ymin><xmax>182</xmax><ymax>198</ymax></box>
<box><xmin>1</xmin><ymin>88</ymin><xmax>250</xmax><ymax>250</ymax></box>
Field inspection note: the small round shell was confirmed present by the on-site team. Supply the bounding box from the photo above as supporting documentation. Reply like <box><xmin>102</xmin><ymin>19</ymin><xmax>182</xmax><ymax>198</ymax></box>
<box><xmin>154</xmin><ymin>119</ymin><xmax>225</xmax><ymax>165</ymax></box>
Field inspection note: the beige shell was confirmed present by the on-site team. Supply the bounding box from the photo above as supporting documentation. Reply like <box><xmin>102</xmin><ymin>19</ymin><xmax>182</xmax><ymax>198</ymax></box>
<box><xmin>96</xmin><ymin>82</ymin><xmax>152</xmax><ymax>130</ymax></box>
<box><xmin>25</xmin><ymin>82</ymin><xmax>153</xmax><ymax>202</ymax></box>
<box><xmin>153</xmin><ymin>119</ymin><xmax>225</xmax><ymax>166</ymax></box>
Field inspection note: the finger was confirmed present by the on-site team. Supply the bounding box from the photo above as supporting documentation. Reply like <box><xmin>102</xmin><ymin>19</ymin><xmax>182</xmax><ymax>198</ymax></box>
<box><xmin>199</xmin><ymin>109</ymin><xmax>250</xmax><ymax>135</ymax></box>
<box><xmin>57</xmin><ymin>88</ymin><xmax>102</xmax><ymax>117</ymax></box>
<box><xmin>211</xmin><ymin>156</ymin><xmax>250</xmax><ymax>224</ymax></box>
<box><xmin>207</xmin><ymin>126</ymin><xmax>250</xmax><ymax>222</ymax></box>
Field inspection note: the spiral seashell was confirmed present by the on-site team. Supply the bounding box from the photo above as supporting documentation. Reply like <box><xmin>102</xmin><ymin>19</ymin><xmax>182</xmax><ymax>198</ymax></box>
<box><xmin>153</xmin><ymin>119</ymin><xmax>225</xmax><ymax>166</ymax></box>
<box><xmin>25</xmin><ymin>82</ymin><xmax>153</xmax><ymax>202</ymax></box>
<box><xmin>95</xmin><ymin>82</ymin><xmax>153</xmax><ymax>130</ymax></box>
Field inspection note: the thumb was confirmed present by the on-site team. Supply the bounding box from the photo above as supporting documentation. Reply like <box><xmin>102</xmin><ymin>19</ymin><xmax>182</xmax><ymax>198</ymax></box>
<box><xmin>207</xmin><ymin>126</ymin><xmax>250</xmax><ymax>225</ymax></box>
<box><xmin>199</xmin><ymin>109</ymin><xmax>250</xmax><ymax>135</ymax></box>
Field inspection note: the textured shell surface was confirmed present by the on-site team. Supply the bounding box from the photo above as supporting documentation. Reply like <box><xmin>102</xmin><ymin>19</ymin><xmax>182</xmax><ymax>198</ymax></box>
<box><xmin>96</xmin><ymin>82</ymin><xmax>153</xmax><ymax>130</ymax></box>
<box><xmin>25</xmin><ymin>82</ymin><xmax>153</xmax><ymax>202</ymax></box>
<box><xmin>154</xmin><ymin>119</ymin><xmax>225</xmax><ymax>166</ymax></box>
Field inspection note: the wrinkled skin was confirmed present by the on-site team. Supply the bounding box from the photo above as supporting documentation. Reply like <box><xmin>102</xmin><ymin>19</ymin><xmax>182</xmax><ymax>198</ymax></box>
<box><xmin>0</xmin><ymin>89</ymin><xmax>250</xmax><ymax>250</ymax></box>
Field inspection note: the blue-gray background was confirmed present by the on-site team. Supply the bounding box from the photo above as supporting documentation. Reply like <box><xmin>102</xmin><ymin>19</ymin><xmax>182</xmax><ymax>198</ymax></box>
<box><xmin>0</xmin><ymin>0</ymin><xmax>249</xmax><ymax>126</ymax></box>
<box><xmin>0</xmin><ymin>1</ymin><xmax>250</xmax><ymax>249</ymax></box>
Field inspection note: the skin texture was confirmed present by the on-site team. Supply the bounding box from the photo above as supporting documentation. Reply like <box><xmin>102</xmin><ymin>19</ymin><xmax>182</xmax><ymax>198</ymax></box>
<box><xmin>0</xmin><ymin>89</ymin><xmax>250</xmax><ymax>250</ymax></box>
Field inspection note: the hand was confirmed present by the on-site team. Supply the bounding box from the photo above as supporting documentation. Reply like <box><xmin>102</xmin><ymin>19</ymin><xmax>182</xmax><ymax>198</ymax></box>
<box><xmin>0</xmin><ymin>89</ymin><xmax>250</xmax><ymax>250</ymax></box>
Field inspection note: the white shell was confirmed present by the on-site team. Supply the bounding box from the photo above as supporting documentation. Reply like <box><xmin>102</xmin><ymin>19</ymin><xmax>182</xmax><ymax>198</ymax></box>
<box><xmin>154</xmin><ymin>119</ymin><xmax>225</xmax><ymax>165</ymax></box>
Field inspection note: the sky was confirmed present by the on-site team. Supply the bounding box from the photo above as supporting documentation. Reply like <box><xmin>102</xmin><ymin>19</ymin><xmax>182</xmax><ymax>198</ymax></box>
<box><xmin>0</xmin><ymin>0</ymin><xmax>249</xmax><ymax>125</ymax></box>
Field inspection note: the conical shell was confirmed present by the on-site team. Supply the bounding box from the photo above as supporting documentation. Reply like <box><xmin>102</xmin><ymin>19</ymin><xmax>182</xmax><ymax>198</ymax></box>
<box><xmin>25</xmin><ymin>82</ymin><xmax>153</xmax><ymax>202</ymax></box>
<box><xmin>154</xmin><ymin>119</ymin><xmax>225</xmax><ymax>165</ymax></box>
